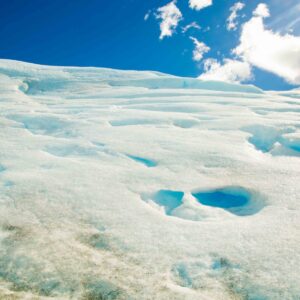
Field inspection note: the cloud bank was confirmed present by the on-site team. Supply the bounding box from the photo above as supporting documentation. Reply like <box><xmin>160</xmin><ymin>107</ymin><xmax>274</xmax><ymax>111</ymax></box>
<box><xmin>200</xmin><ymin>3</ymin><xmax>300</xmax><ymax>85</ymax></box>
<box><xmin>234</xmin><ymin>3</ymin><xmax>300</xmax><ymax>84</ymax></box>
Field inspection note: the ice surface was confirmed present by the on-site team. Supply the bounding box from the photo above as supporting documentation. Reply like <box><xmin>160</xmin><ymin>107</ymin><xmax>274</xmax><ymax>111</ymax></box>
<box><xmin>0</xmin><ymin>59</ymin><xmax>300</xmax><ymax>299</ymax></box>
<box><xmin>243</xmin><ymin>125</ymin><xmax>300</xmax><ymax>156</ymax></box>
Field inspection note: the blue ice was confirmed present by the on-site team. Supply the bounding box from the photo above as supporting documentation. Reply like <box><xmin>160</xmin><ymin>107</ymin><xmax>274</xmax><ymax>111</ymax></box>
<box><xmin>192</xmin><ymin>186</ymin><xmax>256</xmax><ymax>216</ymax></box>
<box><xmin>152</xmin><ymin>190</ymin><xmax>184</xmax><ymax>215</ymax></box>
<box><xmin>127</xmin><ymin>155</ymin><xmax>157</xmax><ymax>167</ymax></box>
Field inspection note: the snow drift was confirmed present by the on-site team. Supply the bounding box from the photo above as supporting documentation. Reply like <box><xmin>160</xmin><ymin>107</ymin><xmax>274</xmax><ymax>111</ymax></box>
<box><xmin>0</xmin><ymin>60</ymin><xmax>299</xmax><ymax>299</ymax></box>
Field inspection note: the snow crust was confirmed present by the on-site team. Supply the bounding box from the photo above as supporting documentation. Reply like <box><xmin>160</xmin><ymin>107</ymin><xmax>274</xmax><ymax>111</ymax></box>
<box><xmin>0</xmin><ymin>59</ymin><xmax>299</xmax><ymax>299</ymax></box>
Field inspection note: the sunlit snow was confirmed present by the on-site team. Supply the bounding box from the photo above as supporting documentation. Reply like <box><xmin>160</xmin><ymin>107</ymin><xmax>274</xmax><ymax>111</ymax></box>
<box><xmin>0</xmin><ymin>59</ymin><xmax>299</xmax><ymax>299</ymax></box>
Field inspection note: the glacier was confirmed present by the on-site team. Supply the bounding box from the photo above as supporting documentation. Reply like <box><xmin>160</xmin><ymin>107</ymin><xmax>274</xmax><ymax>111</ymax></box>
<box><xmin>0</xmin><ymin>59</ymin><xmax>299</xmax><ymax>299</ymax></box>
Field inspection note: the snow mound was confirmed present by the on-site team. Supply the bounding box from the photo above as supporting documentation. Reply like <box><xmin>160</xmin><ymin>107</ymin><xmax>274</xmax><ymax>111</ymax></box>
<box><xmin>0</xmin><ymin>59</ymin><xmax>262</xmax><ymax>94</ymax></box>
<box><xmin>0</xmin><ymin>59</ymin><xmax>299</xmax><ymax>300</ymax></box>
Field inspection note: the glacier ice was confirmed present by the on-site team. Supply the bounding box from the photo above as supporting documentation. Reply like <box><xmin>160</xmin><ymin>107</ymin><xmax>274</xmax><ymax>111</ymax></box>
<box><xmin>0</xmin><ymin>59</ymin><xmax>300</xmax><ymax>299</ymax></box>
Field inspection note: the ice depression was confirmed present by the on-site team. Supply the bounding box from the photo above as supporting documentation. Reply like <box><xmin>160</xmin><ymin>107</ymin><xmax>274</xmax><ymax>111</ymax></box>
<box><xmin>0</xmin><ymin>59</ymin><xmax>299</xmax><ymax>299</ymax></box>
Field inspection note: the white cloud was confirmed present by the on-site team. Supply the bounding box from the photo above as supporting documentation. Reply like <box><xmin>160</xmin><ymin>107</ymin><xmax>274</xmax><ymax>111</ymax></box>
<box><xmin>253</xmin><ymin>3</ymin><xmax>270</xmax><ymax>18</ymax></box>
<box><xmin>144</xmin><ymin>10</ymin><xmax>151</xmax><ymax>21</ymax></box>
<box><xmin>199</xmin><ymin>59</ymin><xmax>252</xmax><ymax>83</ymax></box>
<box><xmin>234</xmin><ymin>3</ymin><xmax>300</xmax><ymax>84</ymax></box>
<box><xmin>190</xmin><ymin>37</ymin><xmax>210</xmax><ymax>61</ymax></box>
<box><xmin>189</xmin><ymin>0</ymin><xmax>212</xmax><ymax>11</ymax></box>
<box><xmin>156</xmin><ymin>1</ymin><xmax>183</xmax><ymax>40</ymax></box>
<box><xmin>227</xmin><ymin>2</ymin><xmax>245</xmax><ymax>31</ymax></box>
<box><xmin>182</xmin><ymin>22</ymin><xmax>201</xmax><ymax>33</ymax></box>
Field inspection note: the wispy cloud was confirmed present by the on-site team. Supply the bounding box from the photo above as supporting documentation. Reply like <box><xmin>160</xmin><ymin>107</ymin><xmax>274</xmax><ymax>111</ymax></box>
<box><xmin>190</xmin><ymin>37</ymin><xmax>210</xmax><ymax>61</ymax></box>
<box><xmin>144</xmin><ymin>10</ymin><xmax>151</xmax><ymax>21</ymax></box>
<box><xmin>182</xmin><ymin>22</ymin><xmax>201</xmax><ymax>33</ymax></box>
<box><xmin>269</xmin><ymin>1</ymin><xmax>300</xmax><ymax>34</ymax></box>
<box><xmin>227</xmin><ymin>2</ymin><xmax>245</xmax><ymax>31</ymax></box>
<box><xmin>156</xmin><ymin>1</ymin><xmax>182</xmax><ymax>40</ymax></box>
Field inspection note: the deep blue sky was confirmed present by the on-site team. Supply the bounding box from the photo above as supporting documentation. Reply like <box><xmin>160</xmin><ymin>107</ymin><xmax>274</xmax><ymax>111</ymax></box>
<box><xmin>0</xmin><ymin>0</ymin><xmax>298</xmax><ymax>90</ymax></box>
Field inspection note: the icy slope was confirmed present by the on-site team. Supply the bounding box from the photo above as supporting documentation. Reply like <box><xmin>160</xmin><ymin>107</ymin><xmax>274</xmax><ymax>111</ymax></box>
<box><xmin>0</xmin><ymin>59</ymin><xmax>299</xmax><ymax>299</ymax></box>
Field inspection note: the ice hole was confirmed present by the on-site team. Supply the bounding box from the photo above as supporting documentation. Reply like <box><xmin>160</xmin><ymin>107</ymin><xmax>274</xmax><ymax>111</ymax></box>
<box><xmin>192</xmin><ymin>186</ymin><xmax>263</xmax><ymax>216</ymax></box>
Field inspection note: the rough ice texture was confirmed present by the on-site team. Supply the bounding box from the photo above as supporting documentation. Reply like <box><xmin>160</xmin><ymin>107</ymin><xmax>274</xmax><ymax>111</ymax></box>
<box><xmin>0</xmin><ymin>59</ymin><xmax>299</xmax><ymax>300</ymax></box>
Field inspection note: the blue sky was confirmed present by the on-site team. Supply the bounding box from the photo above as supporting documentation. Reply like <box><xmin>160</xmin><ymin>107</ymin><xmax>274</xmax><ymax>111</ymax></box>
<box><xmin>0</xmin><ymin>0</ymin><xmax>299</xmax><ymax>90</ymax></box>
